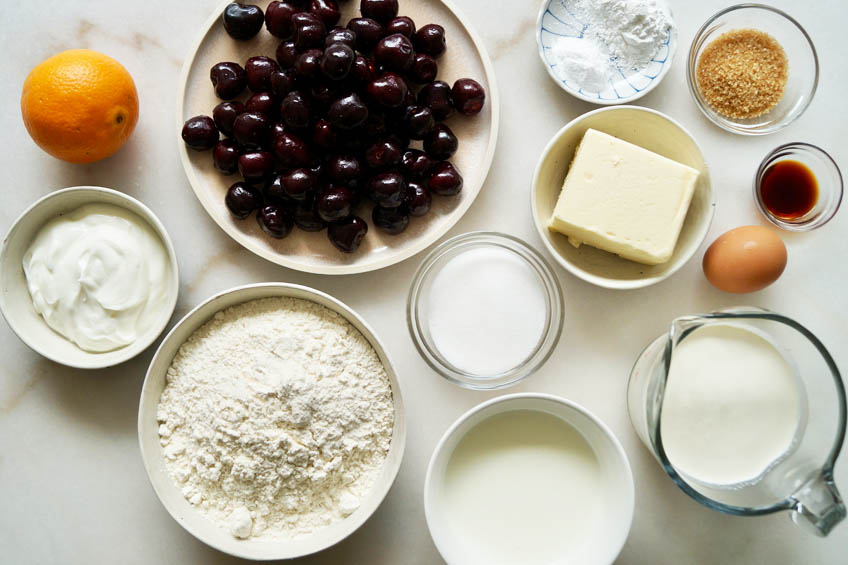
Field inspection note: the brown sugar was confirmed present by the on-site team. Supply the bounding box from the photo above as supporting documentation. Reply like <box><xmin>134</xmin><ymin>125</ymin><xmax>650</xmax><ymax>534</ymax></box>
<box><xmin>696</xmin><ymin>29</ymin><xmax>788</xmax><ymax>119</ymax></box>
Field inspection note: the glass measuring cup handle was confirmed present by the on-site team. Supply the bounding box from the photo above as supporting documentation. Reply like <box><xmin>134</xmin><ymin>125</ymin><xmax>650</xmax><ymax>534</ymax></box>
<box><xmin>789</xmin><ymin>471</ymin><xmax>847</xmax><ymax>536</ymax></box>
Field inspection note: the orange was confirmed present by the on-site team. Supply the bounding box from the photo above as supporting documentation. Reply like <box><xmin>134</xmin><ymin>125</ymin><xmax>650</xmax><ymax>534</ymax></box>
<box><xmin>21</xmin><ymin>49</ymin><xmax>139</xmax><ymax>164</ymax></box>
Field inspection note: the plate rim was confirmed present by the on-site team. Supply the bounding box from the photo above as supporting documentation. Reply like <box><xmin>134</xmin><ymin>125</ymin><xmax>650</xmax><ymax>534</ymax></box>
<box><xmin>176</xmin><ymin>0</ymin><xmax>500</xmax><ymax>275</ymax></box>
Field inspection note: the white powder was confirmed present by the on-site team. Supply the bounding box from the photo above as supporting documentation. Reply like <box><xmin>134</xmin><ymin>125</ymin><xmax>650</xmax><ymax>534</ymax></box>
<box><xmin>427</xmin><ymin>247</ymin><xmax>548</xmax><ymax>376</ymax></box>
<box><xmin>156</xmin><ymin>297</ymin><xmax>394</xmax><ymax>540</ymax></box>
<box><xmin>551</xmin><ymin>37</ymin><xmax>611</xmax><ymax>93</ymax></box>
<box><xmin>548</xmin><ymin>0</ymin><xmax>672</xmax><ymax>91</ymax></box>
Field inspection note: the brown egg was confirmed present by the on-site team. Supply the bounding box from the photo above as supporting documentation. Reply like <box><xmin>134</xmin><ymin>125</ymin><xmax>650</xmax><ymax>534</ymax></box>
<box><xmin>703</xmin><ymin>225</ymin><xmax>787</xmax><ymax>293</ymax></box>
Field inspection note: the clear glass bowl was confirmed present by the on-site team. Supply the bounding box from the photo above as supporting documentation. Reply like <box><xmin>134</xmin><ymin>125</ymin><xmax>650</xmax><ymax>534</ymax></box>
<box><xmin>687</xmin><ymin>4</ymin><xmax>818</xmax><ymax>135</ymax></box>
<box><xmin>407</xmin><ymin>232</ymin><xmax>564</xmax><ymax>390</ymax></box>
<box><xmin>754</xmin><ymin>142</ymin><xmax>843</xmax><ymax>231</ymax></box>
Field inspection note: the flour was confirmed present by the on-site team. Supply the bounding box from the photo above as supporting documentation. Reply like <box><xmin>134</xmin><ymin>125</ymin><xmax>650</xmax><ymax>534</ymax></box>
<box><xmin>548</xmin><ymin>0</ymin><xmax>672</xmax><ymax>91</ymax></box>
<box><xmin>587</xmin><ymin>0</ymin><xmax>672</xmax><ymax>70</ymax></box>
<box><xmin>156</xmin><ymin>296</ymin><xmax>394</xmax><ymax>540</ymax></box>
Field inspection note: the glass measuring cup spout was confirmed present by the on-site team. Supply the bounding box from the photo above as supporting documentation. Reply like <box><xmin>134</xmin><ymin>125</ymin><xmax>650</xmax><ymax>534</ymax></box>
<box><xmin>628</xmin><ymin>307</ymin><xmax>847</xmax><ymax>536</ymax></box>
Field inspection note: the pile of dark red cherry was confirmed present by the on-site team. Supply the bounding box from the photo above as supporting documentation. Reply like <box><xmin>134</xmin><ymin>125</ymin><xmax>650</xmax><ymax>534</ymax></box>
<box><xmin>181</xmin><ymin>0</ymin><xmax>486</xmax><ymax>253</ymax></box>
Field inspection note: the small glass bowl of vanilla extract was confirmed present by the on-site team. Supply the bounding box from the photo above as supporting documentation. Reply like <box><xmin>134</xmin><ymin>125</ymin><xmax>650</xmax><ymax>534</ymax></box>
<box><xmin>755</xmin><ymin>142</ymin><xmax>843</xmax><ymax>231</ymax></box>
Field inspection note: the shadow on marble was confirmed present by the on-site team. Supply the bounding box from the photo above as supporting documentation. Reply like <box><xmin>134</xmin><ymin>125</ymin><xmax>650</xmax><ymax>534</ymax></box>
<box><xmin>27</xmin><ymin>135</ymin><xmax>148</xmax><ymax>199</ymax></box>
<box><xmin>36</xmin><ymin>353</ymin><xmax>151</xmax><ymax>436</ymax></box>
<box><xmin>624</xmin><ymin>447</ymin><xmax>808</xmax><ymax>564</ymax></box>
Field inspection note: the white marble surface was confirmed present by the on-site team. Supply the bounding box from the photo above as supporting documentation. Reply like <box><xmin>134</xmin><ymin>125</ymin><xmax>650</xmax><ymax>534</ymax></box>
<box><xmin>1</xmin><ymin>0</ymin><xmax>846</xmax><ymax>563</ymax></box>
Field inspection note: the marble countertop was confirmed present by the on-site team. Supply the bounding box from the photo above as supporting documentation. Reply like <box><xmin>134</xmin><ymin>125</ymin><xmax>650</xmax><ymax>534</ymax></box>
<box><xmin>2</xmin><ymin>0</ymin><xmax>847</xmax><ymax>563</ymax></box>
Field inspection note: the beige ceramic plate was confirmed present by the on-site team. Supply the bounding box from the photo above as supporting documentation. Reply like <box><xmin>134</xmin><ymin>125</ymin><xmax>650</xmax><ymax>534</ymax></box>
<box><xmin>178</xmin><ymin>0</ymin><xmax>499</xmax><ymax>274</ymax></box>
<box><xmin>138</xmin><ymin>283</ymin><xmax>406</xmax><ymax>560</ymax></box>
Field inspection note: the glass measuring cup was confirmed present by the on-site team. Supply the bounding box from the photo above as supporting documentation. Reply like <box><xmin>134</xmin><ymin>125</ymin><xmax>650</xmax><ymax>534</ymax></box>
<box><xmin>628</xmin><ymin>307</ymin><xmax>846</xmax><ymax>536</ymax></box>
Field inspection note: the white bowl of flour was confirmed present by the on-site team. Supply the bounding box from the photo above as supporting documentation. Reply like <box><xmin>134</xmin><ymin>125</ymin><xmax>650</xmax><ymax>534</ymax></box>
<box><xmin>536</xmin><ymin>0</ymin><xmax>678</xmax><ymax>104</ymax></box>
<box><xmin>138</xmin><ymin>283</ymin><xmax>406</xmax><ymax>560</ymax></box>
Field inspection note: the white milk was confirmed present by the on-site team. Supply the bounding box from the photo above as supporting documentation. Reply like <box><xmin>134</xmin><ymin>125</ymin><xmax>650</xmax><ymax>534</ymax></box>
<box><xmin>661</xmin><ymin>324</ymin><xmax>805</xmax><ymax>488</ymax></box>
<box><xmin>427</xmin><ymin>247</ymin><xmax>547</xmax><ymax>376</ymax></box>
<box><xmin>440</xmin><ymin>410</ymin><xmax>605</xmax><ymax>564</ymax></box>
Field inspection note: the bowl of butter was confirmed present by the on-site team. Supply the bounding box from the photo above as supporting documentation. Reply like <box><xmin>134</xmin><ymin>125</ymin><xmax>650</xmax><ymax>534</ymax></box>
<box><xmin>531</xmin><ymin>106</ymin><xmax>714</xmax><ymax>289</ymax></box>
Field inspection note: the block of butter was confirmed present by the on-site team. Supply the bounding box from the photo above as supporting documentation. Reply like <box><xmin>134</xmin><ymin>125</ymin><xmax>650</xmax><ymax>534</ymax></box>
<box><xmin>548</xmin><ymin>129</ymin><xmax>700</xmax><ymax>265</ymax></box>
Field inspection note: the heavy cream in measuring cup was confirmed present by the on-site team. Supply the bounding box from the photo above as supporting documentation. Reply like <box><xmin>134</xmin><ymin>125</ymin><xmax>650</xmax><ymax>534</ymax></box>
<box><xmin>660</xmin><ymin>324</ymin><xmax>806</xmax><ymax>488</ymax></box>
<box><xmin>22</xmin><ymin>203</ymin><xmax>170</xmax><ymax>353</ymax></box>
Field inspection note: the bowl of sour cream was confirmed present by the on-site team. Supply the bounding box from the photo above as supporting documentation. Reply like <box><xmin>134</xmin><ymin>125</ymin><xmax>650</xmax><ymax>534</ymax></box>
<box><xmin>0</xmin><ymin>186</ymin><xmax>179</xmax><ymax>368</ymax></box>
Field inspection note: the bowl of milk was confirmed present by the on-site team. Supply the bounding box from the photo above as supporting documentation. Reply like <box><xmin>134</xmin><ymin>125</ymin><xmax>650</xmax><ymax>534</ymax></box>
<box><xmin>424</xmin><ymin>393</ymin><xmax>634</xmax><ymax>564</ymax></box>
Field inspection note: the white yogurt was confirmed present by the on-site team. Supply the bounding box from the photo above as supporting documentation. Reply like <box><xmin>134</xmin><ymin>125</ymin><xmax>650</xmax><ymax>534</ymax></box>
<box><xmin>661</xmin><ymin>324</ymin><xmax>805</xmax><ymax>488</ymax></box>
<box><xmin>439</xmin><ymin>410</ymin><xmax>606</xmax><ymax>564</ymax></box>
<box><xmin>426</xmin><ymin>247</ymin><xmax>548</xmax><ymax>375</ymax></box>
<box><xmin>22</xmin><ymin>203</ymin><xmax>170</xmax><ymax>353</ymax></box>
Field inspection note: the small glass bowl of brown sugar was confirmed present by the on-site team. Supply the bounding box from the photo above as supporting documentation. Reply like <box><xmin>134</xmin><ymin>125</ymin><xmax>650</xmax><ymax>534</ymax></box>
<box><xmin>687</xmin><ymin>4</ymin><xmax>818</xmax><ymax>135</ymax></box>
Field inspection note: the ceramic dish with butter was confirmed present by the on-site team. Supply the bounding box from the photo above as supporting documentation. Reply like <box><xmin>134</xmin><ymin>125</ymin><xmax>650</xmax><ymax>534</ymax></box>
<box><xmin>178</xmin><ymin>0</ymin><xmax>499</xmax><ymax>275</ymax></box>
<box><xmin>531</xmin><ymin>106</ymin><xmax>714</xmax><ymax>289</ymax></box>
<box><xmin>0</xmin><ymin>186</ymin><xmax>179</xmax><ymax>369</ymax></box>
<box><xmin>536</xmin><ymin>0</ymin><xmax>677</xmax><ymax>104</ymax></box>
<box><xmin>425</xmin><ymin>393</ymin><xmax>634</xmax><ymax>564</ymax></box>
<box><xmin>138</xmin><ymin>283</ymin><xmax>406</xmax><ymax>560</ymax></box>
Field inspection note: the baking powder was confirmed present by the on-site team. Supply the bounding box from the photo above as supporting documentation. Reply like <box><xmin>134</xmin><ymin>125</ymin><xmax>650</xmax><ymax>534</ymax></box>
<box><xmin>549</xmin><ymin>0</ymin><xmax>673</xmax><ymax>91</ymax></box>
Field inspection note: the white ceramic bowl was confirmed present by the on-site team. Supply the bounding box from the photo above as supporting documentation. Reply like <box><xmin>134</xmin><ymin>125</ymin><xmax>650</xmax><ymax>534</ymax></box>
<box><xmin>531</xmin><ymin>106</ymin><xmax>715</xmax><ymax>289</ymax></box>
<box><xmin>0</xmin><ymin>186</ymin><xmax>179</xmax><ymax>369</ymax></box>
<box><xmin>138</xmin><ymin>283</ymin><xmax>406</xmax><ymax>560</ymax></box>
<box><xmin>424</xmin><ymin>393</ymin><xmax>634</xmax><ymax>565</ymax></box>
<box><xmin>178</xmin><ymin>0</ymin><xmax>499</xmax><ymax>275</ymax></box>
<box><xmin>536</xmin><ymin>0</ymin><xmax>678</xmax><ymax>104</ymax></box>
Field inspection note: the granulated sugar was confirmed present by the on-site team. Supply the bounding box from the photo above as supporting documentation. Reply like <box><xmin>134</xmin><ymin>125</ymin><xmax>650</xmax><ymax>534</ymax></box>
<box><xmin>696</xmin><ymin>28</ymin><xmax>788</xmax><ymax>119</ymax></box>
<box><xmin>427</xmin><ymin>247</ymin><xmax>548</xmax><ymax>376</ymax></box>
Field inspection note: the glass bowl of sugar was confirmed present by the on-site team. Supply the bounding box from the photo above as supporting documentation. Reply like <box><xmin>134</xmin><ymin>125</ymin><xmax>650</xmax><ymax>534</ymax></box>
<box><xmin>407</xmin><ymin>232</ymin><xmax>564</xmax><ymax>389</ymax></box>
<box><xmin>687</xmin><ymin>4</ymin><xmax>819</xmax><ymax>135</ymax></box>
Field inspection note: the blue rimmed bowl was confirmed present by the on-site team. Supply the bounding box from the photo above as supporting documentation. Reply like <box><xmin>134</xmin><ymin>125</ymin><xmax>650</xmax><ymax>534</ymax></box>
<box><xmin>536</xmin><ymin>0</ymin><xmax>678</xmax><ymax>104</ymax></box>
